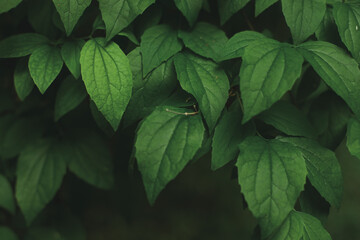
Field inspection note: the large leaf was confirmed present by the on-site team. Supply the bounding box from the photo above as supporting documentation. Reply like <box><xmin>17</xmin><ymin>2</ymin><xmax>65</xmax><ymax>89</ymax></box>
<box><xmin>0</xmin><ymin>34</ymin><xmax>48</xmax><ymax>58</ymax></box>
<box><xmin>174</xmin><ymin>52</ymin><xmax>230</xmax><ymax>130</ymax></box>
<box><xmin>98</xmin><ymin>0</ymin><xmax>155</xmax><ymax>41</ymax></box>
<box><xmin>281</xmin><ymin>0</ymin><xmax>326</xmax><ymax>44</ymax></box>
<box><xmin>347</xmin><ymin>117</ymin><xmax>360</xmax><ymax>160</ymax></box>
<box><xmin>0</xmin><ymin>174</ymin><xmax>15</xmax><ymax>215</ymax></box>
<box><xmin>80</xmin><ymin>38</ymin><xmax>132</xmax><ymax>131</ymax></box>
<box><xmin>16</xmin><ymin>139</ymin><xmax>67</xmax><ymax>224</ymax></box>
<box><xmin>61</xmin><ymin>40</ymin><xmax>84</xmax><ymax>79</ymax></box>
<box><xmin>178</xmin><ymin>22</ymin><xmax>228</xmax><ymax>62</ymax></box>
<box><xmin>279</xmin><ymin>137</ymin><xmax>343</xmax><ymax>207</ymax></box>
<box><xmin>28</xmin><ymin>45</ymin><xmax>63</xmax><ymax>94</ymax></box>
<box><xmin>174</xmin><ymin>0</ymin><xmax>203</xmax><ymax>26</ymax></box>
<box><xmin>298</xmin><ymin>41</ymin><xmax>360</xmax><ymax>118</ymax></box>
<box><xmin>14</xmin><ymin>59</ymin><xmax>34</xmax><ymax>101</ymax></box>
<box><xmin>236</xmin><ymin>136</ymin><xmax>307</xmax><ymax>237</ymax></box>
<box><xmin>333</xmin><ymin>2</ymin><xmax>360</xmax><ymax>62</ymax></box>
<box><xmin>52</xmin><ymin>0</ymin><xmax>91</xmax><ymax>35</ymax></box>
<box><xmin>218</xmin><ymin>0</ymin><xmax>251</xmax><ymax>25</ymax></box>
<box><xmin>0</xmin><ymin>0</ymin><xmax>22</xmax><ymax>13</ymax></box>
<box><xmin>135</xmin><ymin>107</ymin><xmax>204</xmax><ymax>204</ymax></box>
<box><xmin>240</xmin><ymin>39</ymin><xmax>304</xmax><ymax>123</ymax></box>
<box><xmin>140</xmin><ymin>24</ymin><xmax>182</xmax><ymax>76</ymax></box>
<box><xmin>0</xmin><ymin>227</ymin><xmax>18</xmax><ymax>240</ymax></box>
<box><xmin>255</xmin><ymin>0</ymin><xmax>279</xmax><ymax>16</ymax></box>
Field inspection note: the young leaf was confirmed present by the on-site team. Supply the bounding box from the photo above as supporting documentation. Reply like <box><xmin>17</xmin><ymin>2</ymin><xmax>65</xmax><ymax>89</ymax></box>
<box><xmin>298</xmin><ymin>41</ymin><xmax>360</xmax><ymax>118</ymax></box>
<box><xmin>28</xmin><ymin>45</ymin><xmax>63</xmax><ymax>94</ymax></box>
<box><xmin>0</xmin><ymin>0</ymin><xmax>22</xmax><ymax>13</ymax></box>
<box><xmin>279</xmin><ymin>137</ymin><xmax>343</xmax><ymax>207</ymax></box>
<box><xmin>16</xmin><ymin>139</ymin><xmax>67</xmax><ymax>225</ymax></box>
<box><xmin>0</xmin><ymin>174</ymin><xmax>15</xmax><ymax>215</ymax></box>
<box><xmin>135</xmin><ymin>107</ymin><xmax>204</xmax><ymax>204</ymax></box>
<box><xmin>98</xmin><ymin>0</ymin><xmax>155</xmax><ymax>41</ymax></box>
<box><xmin>14</xmin><ymin>59</ymin><xmax>34</xmax><ymax>101</ymax></box>
<box><xmin>258</xmin><ymin>101</ymin><xmax>316</xmax><ymax>138</ymax></box>
<box><xmin>347</xmin><ymin>117</ymin><xmax>360</xmax><ymax>160</ymax></box>
<box><xmin>80</xmin><ymin>38</ymin><xmax>132</xmax><ymax>131</ymax></box>
<box><xmin>236</xmin><ymin>136</ymin><xmax>307</xmax><ymax>237</ymax></box>
<box><xmin>281</xmin><ymin>0</ymin><xmax>326</xmax><ymax>44</ymax></box>
<box><xmin>218</xmin><ymin>0</ymin><xmax>251</xmax><ymax>25</ymax></box>
<box><xmin>255</xmin><ymin>0</ymin><xmax>279</xmax><ymax>16</ymax></box>
<box><xmin>333</xmin><ymin>2</ymin><xmax>360</xmax><ymax>62</ymax></box>
<box><xmin>220</xmin><ymin>31</ymin><xmax>266</xmax><ymax>61</ymax></box>
<box><xmin>178</xmin><ymin>22</ymin><xmax>228</xmax><ymax>62</ymax></box>
<box><xmin>54</xmin><ymin>75</ymin><xmax>87</xmax><ymax>121</ymax></box>
<box><xmin>0</xmin><ymin>227</ymin><xmax>18</xmax><ymax>240</ymax></box>
<box><xmin>140</xmin><ymin>25</ymin><xmax>183</xmax><ymax>76</ymax></box>
<box><xmin>174</xmin><ymin>52</ymin><xmax>230</xmax><ymax>130</ymax></box>
<box><xmin>61</xmin><ymin>40</ymin><xmax>84</xmax><ymax>79</ymax></box>
<box><xmin>0</xmin><ymin>34</ymin><xmax>48</xmax><ymax>58</ymax></box>
<box><xmin>211</xmin><ymin>104</ymin><xmax>255</xmax><ymax>170</ymax></box>
<box><xmin>174</xmin><ymin>0</ymin><xmax>203</xmax><ymax>27</ymax></box>
<box><xmin>240</xmin><ymin>39</ymin><xmax>304</xmax><ymax>123</ymax></box>
<box><xmin>52</xmin><ymin>0</ymin><xmax>91</xmax><ymax>36</ymax></box>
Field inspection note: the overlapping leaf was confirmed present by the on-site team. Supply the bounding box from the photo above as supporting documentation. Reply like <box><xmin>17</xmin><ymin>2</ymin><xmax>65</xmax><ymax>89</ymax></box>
<box><xmin>0</xmin><ymin>34</ymin><xmax>48</xmax><ymax>58</ymax></box>
<box><xmin>174</xmin><ymin>0</ymin><xmax>203</xmax><ymax>26</ymax></box>
<box><xmin>218</xmin><ymin>0</ymin><xmax>251</xmax><ymax>25</ymax></box>
<box><xmin>61</xmin><ymin>40</ymin><xmax>84</xmax><ymax>79</ymax></box>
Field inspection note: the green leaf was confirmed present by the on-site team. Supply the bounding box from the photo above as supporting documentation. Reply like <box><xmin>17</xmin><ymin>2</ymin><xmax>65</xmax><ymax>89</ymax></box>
<box><xmin>255</xmin><ymin>0</ymin><xmax>279</xmax><ymax>16</ymax></box>
<box><xmin>258</xmin><ymin>101</ymin><xmax>316</xmax><ymax>138</ymax></box>
<box><xmin>218</xmin><ymin>0</ymin><xmax>251</xmax><ymax>25</ymax></box>
<box><xmin>89</xmin><ymin>101</ymin><xmax>114</xmax><ymax>137</ymax></box>
<box><xmin>54</xmin><ymin>75</ymin><xmax>87</xmax><ymax>121</ymax></box>
<box><xmin>98</xmin><ymin>0</ymin><xmax>155</xmax><ymax>41</ymax></box>
<box><xmin>80</xmin><ymin>38</ymin><xmax>132</xmax><ymax>131</ymax></box>
<box><xmin>52</xmin><ymin>0</ymin><xmax>91</xmax><ymax>36</ymax></box>
<box><xmin>333</xmin><ymin>2</ymin><xmax>360</xmax><ymax>62</ymax></box>
<box><xmin>220</xmin><ymin>31</ymin><xmax>266</xmax><ymax>61</ymax></box>
<box><xmin>298</xmin><ymin>41</ymin><xmax>360</xmax><ymax>118</ymax></box>
<box><xmin>140</xmin><ymin>25</ymin><xmax>183</xmax><ymax>76</ymax></box>
<box><xmin>270</xmin><ymin>210</ymin><xmax>331</xmax><ymax>240</ymax></box>
<box><xmin>240</xmin><ymin>39</ymin><xmax>304</xmax><ymax>123</ymax></box>
<box><xmin>14</xmin><ymin>59</ymin><xmax>34</xmax><ymax>101</ymax></box>
<box><xmin>135</xmin><ymin>107</ymin><xmax>204</xmax><ymax>204</ymax></box>
<box><xmin>211</xmin><ymin>104</ymin><xmax>255</xmax><ymax>170</ymax></box>
<box><xmin>0</xmin><ymin>34</ymin><xmax>48</xmax><ymax>58</ymax></box>
<box><xmin>0</xmin><ymin>174</ymin><xmax>15</xmax><ymax>215</ymax></box>
<box><xmin>118</xmin><ymin>29</ymin><xmax>140</xmax><ymax>45</ymax></box>
<box><xmin>178</xmin><ymin>22</ymin><xmax>228</xmax><ymax>62</ymax></box>
<box><xmin>281</xmin><ymin>0</ymin><xmax>326</xmax><ymax>44</ymax></box>
<box><xmin>66</xmin><ymin>130</ymin><xmax>114</xmax><ymax>190</ymax></box>
<box><xmin>315</xmin><ymin>8</ymin><xmax>338</xmax><ymax>42</ymax></box>
<box><xmin>27</xmin><ymin>0</ymin><xmax>58</xmax><ymax>37</ymax></box>
<box><xmin>61</xmin><ymin>40</ymin><xmax>84</xmax><ymax>79</ymax></box>
<box><xmin>279</xmin><ymin>137</ymin><xmax>343</xmax><ymax>207</ymax></box>
<box><xmin>0</xmin><ymin>227</ymin><xmax>18</xmax><ymax>240</ymax></box>
<box><xmin>16</xmin><ymin>139</ymin><xmax>67</xmax><ymax>225</ymax></box>
<box><xmin>347</xmin><ymin>117</ymin><xmax>360</xmax><ymax>160</ymax></box>
<box><xmin>174</xmin><ymin>52</ymin><xmax>230</xmax><ymax>130</ymax></box>
<box><xmin>174</xmin><ymin>0</ymin><xmax>203</xmax><ymax>26</ymax></box>
<box><xmin>236</xmin><ymin>136</ymin><xmax>307</xmax><ymax>237</ymax></box>
<box><xmin>29</xmin><ymin>45</ymin><xmax>63</xmax><ymax>94</ymax></box>
<box><xmin>0</xmin><ymin>0</ymin><xmax>22</xmax><ymax>14</ymax></box>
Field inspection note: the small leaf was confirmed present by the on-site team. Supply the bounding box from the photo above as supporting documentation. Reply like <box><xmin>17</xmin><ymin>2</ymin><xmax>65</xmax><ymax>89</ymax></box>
<box><xmin>347</xmin><ymin>117</ymin><xmax>360</xmax><ymax>160</ymax></box>
<box><xmin>333</xmin><ymin>2</ymin><xmax>360</xmax><ymax>62</ymax></box>
<box><xmin>178</xmin><ymin>22</ymin><xmax>228</xmax><ymax>62</ymax></box>
<box><xmin>255</xmin><ymin>0</ymin><xmax>279</xmax><ymax>16</ymax></box>
<box><xmin>258</xmin><ymin>101</ymin><xmax>316</xmax><ymax>138</ymax></box>
<box><xmin>236</xmin><ymin>136</ymin><xmax>307</xmax><ymax>237</ymax></box>
<box><xmin>0</xmin><ymin>227</ymin><xmax>18</xmax><ymax>240</ymax></box>
<box><xmin>0</xmin><ymin>174</ymin><xmax>15</xmax><ymax>215</ymax></box>
<box><xmin>98</xmin><ymin>0</ymin><xmax>155</xmax><ymax>41</ymax></box>
<box><xmin>61</xmin><ymin>40</ymin><xmax>84</xmax><ymax>79</ymax></box>
<box><xmin>174</xmin><ymin>52</ymin><xmax>230</xmax><ymax>130</ymax></box>
<box><xmin>0</xmin><ymin>34</ymin><xmax>48</xmax><ymax>58</ymax></box>
<box><xmin>240</xmin><ymin>39</ymin><xmax>304</xmax><ymax>123</ymax></box>
<box><xmin>174</xmin><ymin>0</ymin><xmax>203</xmax><ymax>26</ymax></box>
<box><xmin>281</xmin><ymin>0</ymin><xmax>326</xmax><ymax>44</ymax></box>
<box><xmin>16</xmin><ymin>139</ymin><xmax>67</xmax><ymax>225</ymax></box>
<box><xmin>279</xmin><ymin>137</ymin><xmax>343</xmax><ymax>207</ymax></box>
<box><xmin>80</xmin><ymin>38</ymin><xmax>132</xmax><ymax>131</ymax></box>
<box><xmin>141</xmin><ymin>25</ymin><xmax>183</xmax><ymax>76</ymax></box>
<box><xmin>14</xmin><ymin>59</ymin><xmax>34</xmax><ymax>101</ymax></box>
<box><xmin>0</xmin><ymin>0</ymin><xmax>22</xmax><ymax>13</ymax></box>
<box><xmin>118</xmin><ymin>29</ymin><xmax>139</xmax><ymax>45</ymax></box>
<box><xmin>298</xmin><ymin>41</ymin><xmax>360</xmax><ymax>118</ymax></box>
<box><xmin>54</xmin><ymin>75</ymin><xmax>87</xmax><ymax>121</ymax></box>
<box><xmin>218</xmin><ymin>0</ymin><xmax>251</xmax><ymax>25</ymax></box>
<box><xmin>135</xmin><ymin>107</ymin><xmax>204</xmax><ymax>204</ymax></box>
<box><xmin>29</xmin><ymin>45</ymin><xmax>63</xmax><ymax>94</ymax></box>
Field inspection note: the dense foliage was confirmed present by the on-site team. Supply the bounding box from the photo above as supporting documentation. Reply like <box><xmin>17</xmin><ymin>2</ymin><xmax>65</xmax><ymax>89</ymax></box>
<box><xmin>0</xmin><ymin>0</ymin><xmax>359</xmax><ymax>239</ymax></box>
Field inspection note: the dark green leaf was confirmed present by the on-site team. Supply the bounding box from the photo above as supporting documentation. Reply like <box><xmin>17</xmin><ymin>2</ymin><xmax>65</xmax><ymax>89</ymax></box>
<box><xmin>0</xmin><ymin>174</ymin><xmax>15</xmax><ymax>214</ymax></box>
<box><xmin>0</xmin><ymin>34</ymin><xmax>48</xmax><ymax>58</ymax></box>
<box><xmin>174</xmin><ymin>0</ymin><xmax>203</xmax><ymax>26</ymax></box>
<box><xmin>118</xmin><ymin>29</ymin><xmax>140</xmax><ymax>45</ymax></box>
<box><xmin>0</xmin><ymin>227</ymin><xmax>18</xmax><ymax>240</ymax></box>
<box><xmin>255</xmin><ymin>0</ymin><xmax>279</xmax><ymax>16</ymax></box>
<box><xmin>218</xmin><ymin>0</ymin><xmax>251</xmax><ymax>25</ymax></box>
<box><xmin>61</xmin><ymin>40</ymin><xmax>84</xmax><ymax>79</ymax></box>
<box><xmin>14</xmin><ymin>59</ymin><xmax>34</xmax><ymax>101</ymax></box>
<box><xmin>0</xmin><ymin>0</ymin><xmax>22</xmax><ymax>13</ymax></box>
<box><xmin>89</xmin><ymin>101</ymin><xmax>114</xmax><ymax>136</ymax></box>
<box><xmin>315</xmin><ymin>8</ymin><xmax>338</xmax><ymax>42</ymax></box>
<box><xmin>347</xmin><ymin>117</ymin><xmax>360</xmax><ymax>160</ymax></box>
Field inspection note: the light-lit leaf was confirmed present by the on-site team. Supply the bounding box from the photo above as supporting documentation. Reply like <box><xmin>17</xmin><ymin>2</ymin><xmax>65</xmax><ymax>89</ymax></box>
<box><xmin>80</xmin><ymin>38</ymin><xmax>132</xmax><ymax>130</ymax></box>
<box><xmin>218</xmin><ymin>0</ymin><xmax>251</xmax><ymax>25</ymax></box>
<box><xmin>0</xmin><ymin>34</ymin><xmax>48</xmax><ymax>58</ymax></box>
<box><xmin>0</xmin><ymin>174</ymin><xmax>15</xmax><ymax>215</ymax></box>
<box><xmin>255</xmin><ymin>0</ymin><xmax>279</xmax><ymax>16</ymax></box>
<box><xmin>61</xmin><ymin>40</ymin><xmax>84</xmax><ymax>79</ymax></box>
<box><xmin>174</xmin><ymin>0</ymin><xmax>203</xmax><ymax>26</ymax></box>
<box><xmin>14</xmin><ymin>59</ymin><xmax>34</xmax><ymax>101</ymax></box>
